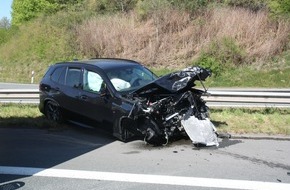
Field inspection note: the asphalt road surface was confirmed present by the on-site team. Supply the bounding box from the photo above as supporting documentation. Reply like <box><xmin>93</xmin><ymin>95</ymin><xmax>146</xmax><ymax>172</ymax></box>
<box><xmin>0</xmin><ymin>126</ymin><xmax>290</xmax><ymax>190</ymax></box>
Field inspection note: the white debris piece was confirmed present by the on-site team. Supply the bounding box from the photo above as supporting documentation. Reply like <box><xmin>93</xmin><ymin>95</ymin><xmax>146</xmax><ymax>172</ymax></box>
<box><xmin>181</xmin><ymin>116</ymin><xmax>219</xmax><ymax>146</ymax></box>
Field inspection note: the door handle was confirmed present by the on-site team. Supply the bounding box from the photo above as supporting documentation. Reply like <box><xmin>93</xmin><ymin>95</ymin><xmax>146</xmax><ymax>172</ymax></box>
<box><xmin>80</xmin><ymin>95</ymin><xmax>88</xmax><ymax>100</ymax></box>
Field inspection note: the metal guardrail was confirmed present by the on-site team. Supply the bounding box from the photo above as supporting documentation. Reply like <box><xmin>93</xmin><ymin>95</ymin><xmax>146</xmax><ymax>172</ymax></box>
<box><xmin>0</xmin><ymin>89</ymin><xmax>39</xmax><ymax>104</ymax></box>
<box><xmin>0</xmin><ymin>88</ymin><xmax>290</xmax><ymax>108</ymax></box>
<box><xmin>204</xmin><ymin>89</ymin><xmax>290</xmax><ymax>108</ymax></box>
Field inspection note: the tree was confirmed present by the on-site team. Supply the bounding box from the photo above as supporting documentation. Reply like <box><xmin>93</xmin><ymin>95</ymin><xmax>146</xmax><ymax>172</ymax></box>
<box><xmin>11</xmin><ymin>0</ymin><xmax>58</xmax><ymax>25</ymax></box>
<box><xmin>0</xmin><ymin>17</ymin><xmax>17</xmax><ymax>45</ymax></box>
<box><xmin>47</xmin><ymin>0</ymin><xmax>84</xmax><ymax>10</ymax></box>
<box><xmin>0</xmin><ymin>17</ymin><xmax>11</xmax><ymax>29</ymax></box>
<box><xmin>11</xmin><ymin>0</ymin><xmax>84</xmax><ymax>26</ymax></box>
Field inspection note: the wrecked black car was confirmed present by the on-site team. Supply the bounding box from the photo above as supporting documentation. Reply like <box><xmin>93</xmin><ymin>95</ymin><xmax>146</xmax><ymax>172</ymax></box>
<box><xmin>39</xmin><ymin>58</ymin><xmax>221</xmax><ymax>146</ymax></box>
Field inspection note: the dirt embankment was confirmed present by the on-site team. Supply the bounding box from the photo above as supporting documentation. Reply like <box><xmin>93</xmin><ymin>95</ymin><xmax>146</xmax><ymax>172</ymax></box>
<box><xmin>76</xmin><ymin>7</ymin><xmax>290</xmax><ymax>68</ymax></box>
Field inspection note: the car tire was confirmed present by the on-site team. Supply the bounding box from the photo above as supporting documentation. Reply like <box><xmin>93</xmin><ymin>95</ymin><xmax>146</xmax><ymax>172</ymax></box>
<box><xmin>45</xmin><ymin>101</ymin><xmax>63</xmax><ymax>123</ymax></box>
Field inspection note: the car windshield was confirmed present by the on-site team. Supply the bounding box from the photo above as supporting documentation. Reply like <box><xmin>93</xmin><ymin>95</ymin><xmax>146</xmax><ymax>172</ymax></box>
<box><xmin>106</xmin><ymin>65</ymin><xmax>158</xmax><ymax>93</ymax></box>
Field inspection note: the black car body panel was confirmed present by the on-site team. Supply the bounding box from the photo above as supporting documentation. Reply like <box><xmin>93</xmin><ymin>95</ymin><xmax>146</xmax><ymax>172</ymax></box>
<box><xmin>39</xmin><ymin>58</ymin><xmax>222</xmax><ymax>146</ymax></box>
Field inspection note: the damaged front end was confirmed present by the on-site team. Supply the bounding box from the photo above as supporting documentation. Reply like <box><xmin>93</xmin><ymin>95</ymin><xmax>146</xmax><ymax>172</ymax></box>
<box><xmin>120</xmin><ymin>66</ymin><xmax>224</xmax><ymax>146</ymax></box>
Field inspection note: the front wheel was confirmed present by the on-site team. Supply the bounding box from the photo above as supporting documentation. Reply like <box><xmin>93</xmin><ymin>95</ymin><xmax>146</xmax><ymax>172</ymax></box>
<box><xmin>45</xmin><ymin>101</ymin><xmax>63</xmax><ymax>123</ymax></box>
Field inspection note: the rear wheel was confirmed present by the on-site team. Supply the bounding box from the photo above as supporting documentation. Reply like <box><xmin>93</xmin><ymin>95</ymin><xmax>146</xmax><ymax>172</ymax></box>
<box><xmin>45</xmin><ymin>101</ymin><xmax>63</xmax><ymax>123</ymax></box>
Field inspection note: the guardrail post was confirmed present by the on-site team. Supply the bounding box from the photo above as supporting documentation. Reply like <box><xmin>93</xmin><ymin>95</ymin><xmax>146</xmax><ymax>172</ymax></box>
<box><xmin>31</xmin><ymin>71</ymin><xmax>35</xmax><ymax>84</ymax></box>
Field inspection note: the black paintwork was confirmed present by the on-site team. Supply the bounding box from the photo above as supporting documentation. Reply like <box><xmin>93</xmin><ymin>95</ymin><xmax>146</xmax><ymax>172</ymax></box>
<box><xmin>39</xmin><ymin>58</ymin><xmax>211</xmax><ymax>143</ymax></box>
<box><xmin>39</xmin><ymin>58</ymin><xmax>157</xmax><ymax>140</ymax></box>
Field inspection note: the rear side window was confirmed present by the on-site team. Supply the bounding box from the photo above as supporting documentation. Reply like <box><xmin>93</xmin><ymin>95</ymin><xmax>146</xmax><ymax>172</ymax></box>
<box><xmin>66</xmin><ymin>68</ymin><xmax>81</xmax><ymax>88</ymax></box>
<box><xmin>51</xmin><ymin>67</ymin><xmax>65</xmax><ymax>83</ymax></box>
<box><xmin>58</xmin><ymin>68</ymin><xmax>66</xmax><ymax>85</ymax></box>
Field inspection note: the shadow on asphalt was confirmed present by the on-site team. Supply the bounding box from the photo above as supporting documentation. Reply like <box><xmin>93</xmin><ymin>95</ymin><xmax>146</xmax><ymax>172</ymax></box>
<box><xmin>0</xmin><ymin>116</ymin><xmax>243</xmax><ymax>187</ymax></box>
<box><xmin>218</xmin><ymin>138</ymin><xmax>243</xmax><ymax>148</ymax></box>
<box><xmin>0</xmin><ymin>117</ymin><xmax>117</xmax><ymax>186</ymax></box>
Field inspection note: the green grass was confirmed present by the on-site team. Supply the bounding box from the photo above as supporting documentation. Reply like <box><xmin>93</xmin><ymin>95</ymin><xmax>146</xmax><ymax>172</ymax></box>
<box><xmin>0</xmin><ymin>11</ymin><xmax>87</xmax><ymax>83</ymax></box>
<box><xmin>149</xmin><ymin>50</ymin><xmax>290</xmax><ymax>88</ymax></box>
<box><xmin>151</xmin><ymin>63</ymin><xmax>290</xmax><ymax>88</ymax></box>
<box><xmin>1</xmin><ymin>103</ymin><xmax>289</xmax><ymax>135</ymax></box>
<box><xmin>205</xmin><ymin>67</ymin><xmax>290</xmax><ymax>88</ymax></box>
<box><xmin>211</xmin><ymin>108</ymin><xmax>290</xmax><ymax>135</ymax></box>
<box><xmin>0</xmin><ymin>103</ymin><xmax>56</xmax><ymax>128</ymax></box>
<box><xmin>0</xmin><ymin>6</ymin><xmax>289</xmax><ymax>87</ymax></box>
<box><xmin>209</xmin><ymin>50</ymin><xmax>290</xmax><ymax>87</ymax></box>
<box><xmin>150</xmin><ymin>67</ymin><xmax>178</xmax><ymax>77</ymax></box>
<box><xmin>150</xmin><ymin>68</ymin><xmax>290</xmax><ymax>88</ymax></box>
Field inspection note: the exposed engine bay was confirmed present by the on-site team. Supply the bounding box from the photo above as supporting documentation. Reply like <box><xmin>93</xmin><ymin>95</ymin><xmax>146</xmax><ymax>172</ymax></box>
<box><xmin>120</xmin><ymin>66</ymin><xmax>228</xmax><ymax>146</ymax></box>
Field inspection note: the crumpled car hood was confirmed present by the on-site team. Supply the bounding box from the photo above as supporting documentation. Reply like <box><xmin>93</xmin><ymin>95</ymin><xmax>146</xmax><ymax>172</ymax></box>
<box><xmin>119</xmin><ymin>66</ymin><xmax>228</xmax><ymax>146</ymax></box>
<box><xmin>132</xmin><ymin>66</ymin><xmax>211</xmax><ymax>96</ymax></box>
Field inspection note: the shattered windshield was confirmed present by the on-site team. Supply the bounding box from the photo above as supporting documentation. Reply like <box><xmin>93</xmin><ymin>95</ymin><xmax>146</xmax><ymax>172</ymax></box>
<box><xmin>106</xmin><ymin>65</ymin><xmax>157</xmax><ymax>93</ymax></box>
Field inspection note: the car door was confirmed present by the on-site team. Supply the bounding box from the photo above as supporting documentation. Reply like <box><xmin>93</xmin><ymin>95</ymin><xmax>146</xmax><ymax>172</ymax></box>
<box><xmin>77</xmin><ymin>68</ymin><xmax>114</xmax><ymax>124</ymax></box>
<box><xmin>59</xmin><ymin>66</ymin><xmax>83</xmax><ymax>117</ymax></box>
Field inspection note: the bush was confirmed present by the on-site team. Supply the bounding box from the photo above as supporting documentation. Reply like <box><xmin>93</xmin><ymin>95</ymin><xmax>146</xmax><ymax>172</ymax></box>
<box><xmin>194</xmin><ymin>55</ymin><xmax>223</xmax><ymax>76</ymax></box>
<box><xmin>268</xmin><ymin>0</ymin><xmax>290</xmax><ymax>18</ymax></box>
<box><xmin>225</xmin><ymin>0</ymin><xmax>266</xmax><ymax>12</ymax></box>
<box><xmin>86</xmin><ymin>0</ymin><xmax>137</xmax><ymax>13</ymax></box>
<box><xmin>136</xmin><ymin>0</ymin><xmax>171</xmax><ymax>20</ymax></box>
<box><xmin>11</xmin><ymin>0</ymin><xmax>58</xmax><ymax>25</ymax></box>
<box><xmin>168</xmin><ymin>0</ymin><xmax>212</xmax><ymax>13</ymax></box>
<box><xmin>0</xmin><ymin>26</ymin><xmax>19</xmax><ymax>45</ymax></box>
<box><xmin>11</xmin><ymin>0</ymin><xmax>86</xmax><ymax>25</ymax></box>
<box><xmin>194</xmin><ymin>37</ymin><xmax>245</xmax><ymax>75</ymax></box>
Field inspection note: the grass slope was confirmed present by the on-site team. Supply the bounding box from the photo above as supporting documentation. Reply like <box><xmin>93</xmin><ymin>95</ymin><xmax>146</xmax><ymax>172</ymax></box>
<box><xmin>0</xmin><ymin>7</ymin><xmax>289</xmax><ymax>86</ymax></box>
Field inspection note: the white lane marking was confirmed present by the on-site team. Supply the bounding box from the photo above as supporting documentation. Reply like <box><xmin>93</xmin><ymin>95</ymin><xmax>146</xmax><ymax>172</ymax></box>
<box><xmin>1</xmin><ymin>166</ymin><xmax>290</xmax><ymax>190</ymax></box>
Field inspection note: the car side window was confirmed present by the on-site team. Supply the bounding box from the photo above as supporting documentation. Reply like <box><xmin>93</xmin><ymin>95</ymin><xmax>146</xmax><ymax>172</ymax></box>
<box><xmin>83</xmin><ymin>69</ymin><xmax>104</xmax><ymax>93</ymax></box>
<box><xmin>51</xmin><ymin>67</ymin><xmax>64</xmax><ymax>83</ymax></box>
<box><xmin>58</xmin><ymin>67</ymin><xmax>66</xmax><ymax>85</ymax></box>
<box><xmin>66</xmin><ymin>68</ymin><xmax>81</xmax><ymax>88</ymax></box>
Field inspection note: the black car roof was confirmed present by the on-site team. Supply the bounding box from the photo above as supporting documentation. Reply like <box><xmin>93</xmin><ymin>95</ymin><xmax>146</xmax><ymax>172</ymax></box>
<box><xmin>59</xmin><ymin>58</ymin><xmax>142</xmax><ymax>71</ymax></box>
